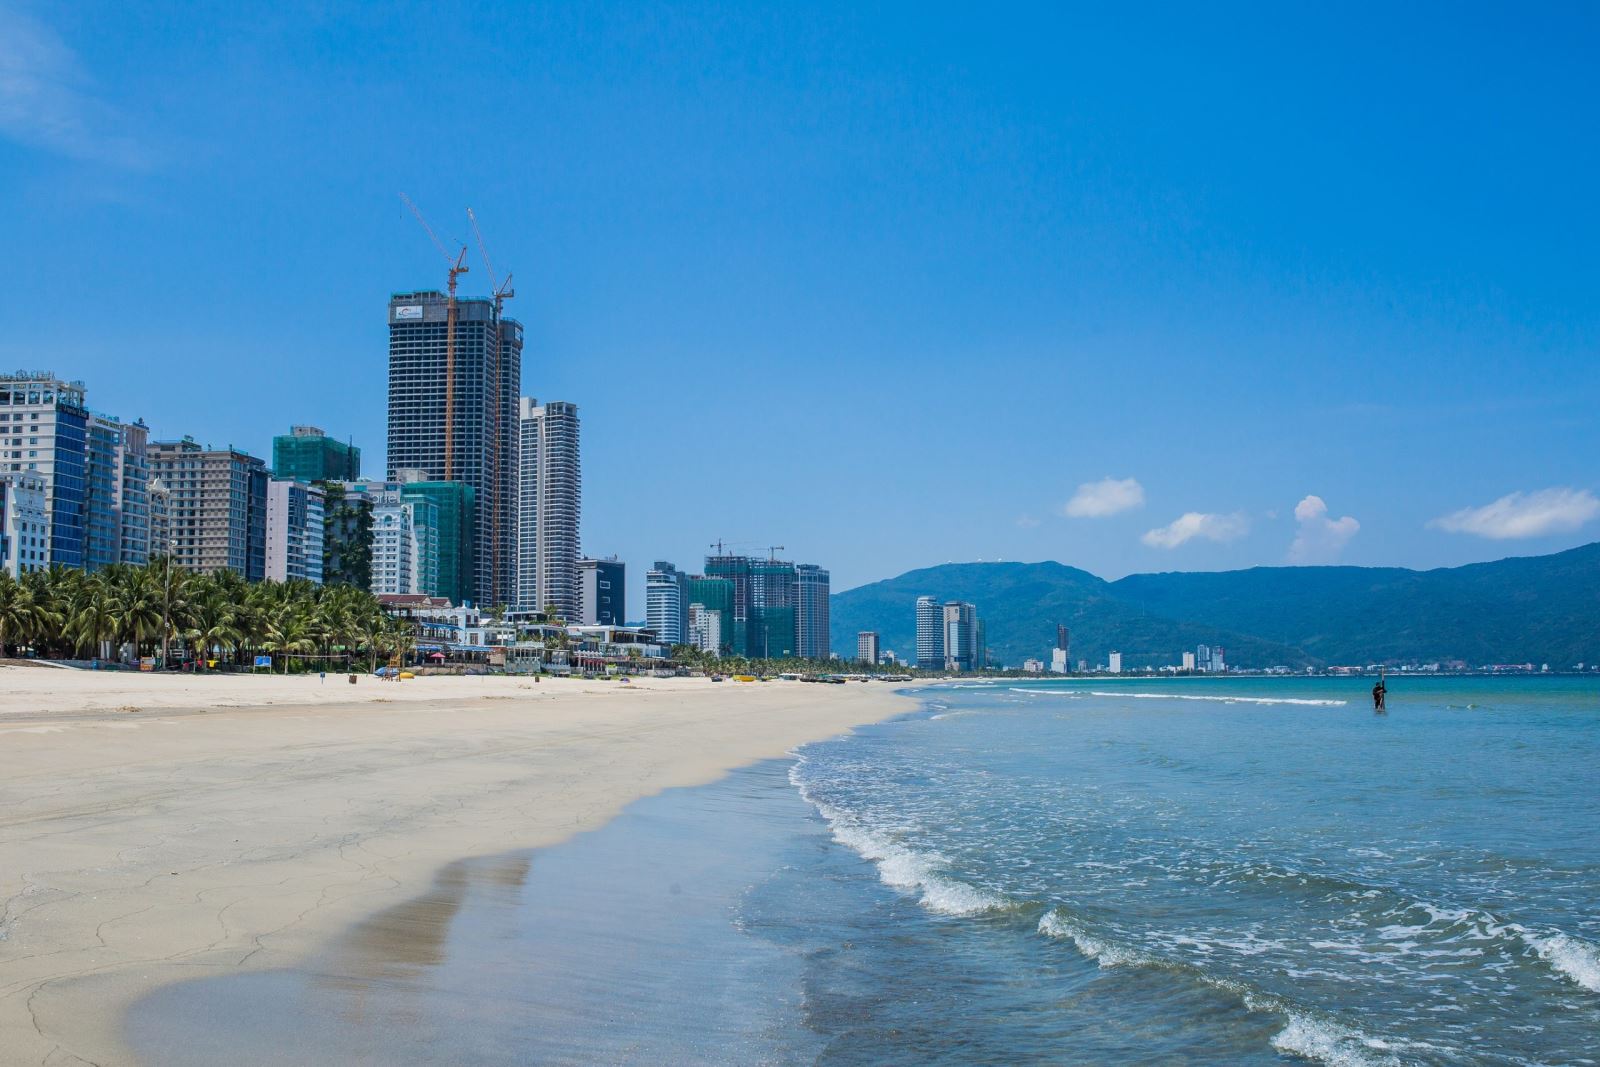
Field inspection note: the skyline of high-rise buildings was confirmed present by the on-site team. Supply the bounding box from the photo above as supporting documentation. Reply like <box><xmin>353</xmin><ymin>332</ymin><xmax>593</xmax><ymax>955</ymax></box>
<box><xmin>2</xmin><ymin>315</ymin><xmax>845</xmax><ymax>659</ymax></box>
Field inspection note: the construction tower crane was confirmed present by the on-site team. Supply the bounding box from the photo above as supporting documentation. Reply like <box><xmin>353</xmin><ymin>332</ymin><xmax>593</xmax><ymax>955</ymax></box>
<box><xmin>767</xmin><ymin>545</ymin><xmax>786</xmax><ymax>561</ymax></box>
<box><xmin>399</xmin><ymin>193</ymin><xmax>469</xmax><ymax>481</ymax></box>
<box><xmin>467</xmin><ymin>207</ymin><xmax>515</xmax><ymax>606</ymax></box>
<box><xmin>467</xmin><ymin>207</ymin><xmax>515</xmax><ymax>313</ymax></box>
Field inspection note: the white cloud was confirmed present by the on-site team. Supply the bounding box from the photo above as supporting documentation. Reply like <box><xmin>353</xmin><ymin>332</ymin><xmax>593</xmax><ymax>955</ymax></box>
<box><xmin>1288</xmin><ymin>495</ymin><xmax>1360</xmax><ymax>563</ymax></box>
<box><xmin>1428</xmin><ymin>488</ymin><xmax>1600</xmax><ymax>540</ymax></box>
<box><xmin>0</xmin><ymin>7</ymin><xmax>148</xmax><ymax>166</ymax></box>
<box><xmin>1141</xmin><ymin>511</ymin><xmax>1249</xmax><ymax>549</ymax></box>
<box><xmin>1062</xmin><ymin>477</ymin><xmax>1145</xmax><ymax>518</ymax></box>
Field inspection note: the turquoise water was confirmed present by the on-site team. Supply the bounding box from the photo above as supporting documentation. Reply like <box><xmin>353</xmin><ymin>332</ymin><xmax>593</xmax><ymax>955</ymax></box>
<box><xmin>129</xmin><ymin>676</ymin><xmax>1600</xmax><ymax>1065</ymax></box>
<box><xmin>789</xmin><ymin>676</ymin><xmax>1600</xmax><ymax>1064</ymax></box>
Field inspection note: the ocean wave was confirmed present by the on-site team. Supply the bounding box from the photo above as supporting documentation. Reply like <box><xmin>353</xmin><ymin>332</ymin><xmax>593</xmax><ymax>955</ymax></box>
<box><xmin>1036</xmin><ymin>907</ymin><xmax>1404</xmax><ymax>1067</ymax></box>
<box><xmin>790</xmin><ymin>759</ymin><xmax>1011</xmax><ymax>918</ymax></box>
<box><xmin>1523</xmin><ymin>930</ymin><xmax>1600</xmax><ymax>993</ymax></box>
<box><xmin>1008</xmin><ymin>688</ymin><xmax>1347</xmax><ymax>706</ymax></box>
<box><xmin>1090</xmin><ymin>691</ymin><xmax>1349</xmax><ymax>706</ymax></box>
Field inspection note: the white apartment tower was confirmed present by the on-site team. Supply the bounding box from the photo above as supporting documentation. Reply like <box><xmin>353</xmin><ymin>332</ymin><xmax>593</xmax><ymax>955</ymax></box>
<box><xmin>646</xmin><ymin>561</ymin><xmax>690</xmax><ymax>646</ymax></box>
<box><xmin>265</xmin><ymin>479</ymin><xmax>326</xmax><ymax>584</ymax></box>
<box><xmin>688</xmin><ymin>602</ymin><xmax>723</xmax><ymax>654</ymax></box>
<box><xmin>915</xmin><ymin>596</ymin><xmax>945</xmax><ymax>670</ymax></box>
<box><xmin>517</xmin><ymin>398</ymin><xmax>581</xmax><ymax>619</ymax></box>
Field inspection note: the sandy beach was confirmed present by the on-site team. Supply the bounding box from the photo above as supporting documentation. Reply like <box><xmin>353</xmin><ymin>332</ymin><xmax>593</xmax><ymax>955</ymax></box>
<box><xmin>0</xmin><ymin>666</ymin><xmax>918</xmax><ymax>1067</ymax></box>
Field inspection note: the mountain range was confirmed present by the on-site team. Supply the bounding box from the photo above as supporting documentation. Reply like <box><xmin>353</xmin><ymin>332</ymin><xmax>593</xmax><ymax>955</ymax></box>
<box><xmin>828</xmin><ymin>542</ymin><xmax>1600</xmax><ymax>669</ymax></box>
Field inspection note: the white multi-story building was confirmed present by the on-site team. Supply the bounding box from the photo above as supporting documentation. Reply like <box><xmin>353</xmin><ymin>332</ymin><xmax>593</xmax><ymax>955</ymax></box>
<box><xmin>0</xmin><ymin>473</ymin><xmax>48</xmax><ymax>578</ymax></box>
<box><xmin>265</xmin><ymin>479</ymin><xmax>326</xmax><ymax>584</ymax></box>
<box><xmin>857</xmin><ymin>631</ymin><xmax>880</xmax><ymax>665</ymax></box>
<box><xmin>1</xmin><ymin>372</ymin><xmax>88</xmax><ymax>570</ymax></box>
<box><xmin>1050</xmin><ymin>647</ymin><xmax>1070</xmax><ymax>674</ymax></box>
<box><xmin>362</xmin><ymin>486</ymin><xmax>438</xmax><ymax>597</ymax></box>
<box><xmin>915</xmin><ymin>596</ymin><xmax>944</xmax><ymax>669</ymax></box>
<box><xmin>688</xmin><ymin>601</ymin><xmax>722</xmax><ymax>654</ymax></box>
<box><xmin>517</xmin><ymin>398</ymin><xmax>581</xmax><ymax>618</ymax></box>
<box><xmin>1182</xmin><ymin>650</ymin><xmax>1196</xmax><ymax>671</ymax></box>
<box><xmin>1108</xmin><ymin>651</ymin><xmax>1123</xmax><ymax>674</ymax></box>
<box><xmin>645</xmin><ymin>561</ymin><xmax>689</xmax><ymax>645</ymax></box>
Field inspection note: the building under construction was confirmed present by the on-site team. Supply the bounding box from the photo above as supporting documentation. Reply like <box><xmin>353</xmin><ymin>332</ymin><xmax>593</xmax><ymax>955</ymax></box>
<box><xmin>387</xmin><ymin>291</ymin><xmax>521</xmax><ymax>606</ymax></box>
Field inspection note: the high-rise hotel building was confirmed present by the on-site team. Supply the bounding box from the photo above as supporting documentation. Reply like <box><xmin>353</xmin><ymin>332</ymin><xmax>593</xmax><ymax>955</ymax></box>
<box><xmin>388</xmin><ymin>292</ymin><xmax>521</xmax><ymax>606</ymax></box>
<box><xmin>148</xmin><ymin>437</ymin><xmax>269</xmax><ymax>580</ymax></box>
<box><xmin>795</xmin><ymin>563</ymin><xmax>831</xmax><ymax>659</ymax></box>
<box><xmin>0</xmin><ymin>372</ymin><xmax>153</xmax><ymax>573</ymax></box>
<box><xmin>517</xmin><ymin>398</ymin><xmax>581</xmax><ymax>618</ymax></box>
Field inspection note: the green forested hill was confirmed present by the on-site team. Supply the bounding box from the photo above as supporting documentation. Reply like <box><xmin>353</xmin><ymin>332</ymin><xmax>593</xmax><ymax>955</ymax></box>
<box><xmin>829</xmin><ymin>544</ymin><xmax>1600</xmax><ymax>668</ymax></box>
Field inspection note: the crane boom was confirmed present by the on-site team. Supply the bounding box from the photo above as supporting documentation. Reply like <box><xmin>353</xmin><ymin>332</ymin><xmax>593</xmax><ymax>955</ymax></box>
<box><xmin>399</xmin><ymin>193</ymin><xmax>469</xmax><ymax>480</ymax></box>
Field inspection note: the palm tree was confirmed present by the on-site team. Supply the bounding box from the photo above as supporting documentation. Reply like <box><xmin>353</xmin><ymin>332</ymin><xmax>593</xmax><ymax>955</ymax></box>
<box><xmin>0</xmin><ymin>573</ymin><xmax>50</xmax><ymax>657</ymax></box>
<box><xmin>64</xmin><ymin>572</ymin><xmax>117</xmax><ymax>659</ymax></box>
<box><xmin>105</xmin><ymin>566</ymin><xmax>162</xmax><ymax>658</ymax></box>
<box><xmin>186</xmin><ymin>590</ymin><xmax>241</xmax><ymax>670</ymax></box>
<box><xmin>383</xmin><ymin>612</ymin><xmax>416</xmax><ymax>669</ymax></box>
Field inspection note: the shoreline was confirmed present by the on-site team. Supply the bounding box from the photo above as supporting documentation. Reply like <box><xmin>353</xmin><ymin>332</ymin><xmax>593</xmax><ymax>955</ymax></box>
<box><xmin>0</xmin><ymin>668</ymin><xmax>923</xmax><ymax>1067</ymax></box>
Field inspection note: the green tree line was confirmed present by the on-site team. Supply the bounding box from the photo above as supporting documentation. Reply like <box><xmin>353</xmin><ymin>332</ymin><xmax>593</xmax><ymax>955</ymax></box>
<box><xmin>0</xmin><ymin>561</ymin><xmax>413</xmax><ymax>672</ymax></box>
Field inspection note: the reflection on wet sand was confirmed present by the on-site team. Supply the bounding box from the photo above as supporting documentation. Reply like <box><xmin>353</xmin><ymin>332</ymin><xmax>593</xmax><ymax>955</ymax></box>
<box><xmin>331</xmin><ymin>854</ymin><xmax>531</xmax><ymax>982</ymax></box>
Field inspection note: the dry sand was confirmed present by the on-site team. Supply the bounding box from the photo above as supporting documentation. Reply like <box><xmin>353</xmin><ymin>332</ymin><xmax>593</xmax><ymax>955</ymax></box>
<box><xmin>0</xmin><ymin>666</ymin><xmax>920</xmax><ymax>1066</ymax></box>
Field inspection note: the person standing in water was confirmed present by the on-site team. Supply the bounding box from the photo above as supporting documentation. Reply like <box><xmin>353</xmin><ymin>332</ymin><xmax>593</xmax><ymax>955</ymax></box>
<box><xmin>1373</xmin><ymin>676</ymin><xmax>1387</xmax><ymax>711</ymax></box>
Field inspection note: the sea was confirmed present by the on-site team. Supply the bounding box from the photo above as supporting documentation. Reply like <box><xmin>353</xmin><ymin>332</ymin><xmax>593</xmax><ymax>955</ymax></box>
<box><xmin>128</xmin><ymin>676</ymin><xmax>1600</xmax><ymax>1066</ymax></box>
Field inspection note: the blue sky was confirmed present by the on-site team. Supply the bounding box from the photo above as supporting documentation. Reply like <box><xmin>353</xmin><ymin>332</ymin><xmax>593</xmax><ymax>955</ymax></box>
<box><xmin>3</xmin><ymin>2</ymin><xmax>1598</xmax><ymax>607</ymax></box>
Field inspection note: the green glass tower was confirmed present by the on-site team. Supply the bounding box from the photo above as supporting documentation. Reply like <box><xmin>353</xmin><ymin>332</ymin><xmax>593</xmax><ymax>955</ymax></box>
<box><xmin>273</xmin><ymin>426</ymin><xmax>361</xmax><ymax>483</ymax></box>
<box><xmin>398</xmin><ymin>479</ymin><xmax>476</xmax><ymax>606</ymax></box>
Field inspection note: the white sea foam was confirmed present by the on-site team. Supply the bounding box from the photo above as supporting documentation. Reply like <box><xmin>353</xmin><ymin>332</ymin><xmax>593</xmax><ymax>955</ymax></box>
<box><xmin>1088</xmin><ymin>691</ymin><xmax>1348</xmax><ymax>706</ymax></box>
<box><xmin>790</xmin><ymin>760</ymin><xmax>1007</xmax><ymax>918</ymax></box>
<box><xmin>1269</xmin><ymin>1013</ymin><xmax>1404</xmax><ymax>1067</ymax></box>
<box><xmin>1036</xmin><ymin>908</ymin><xmax>1410</xmax><ymax>1067</ymax></box>
<box><xmin>1523</xmin><ymin>930</ymin><xmax>1600</xmax><ymax>993</ymax></box>
<box><xmin>1036</xmin><ymin>910</ymin><xmax>1151</xmax><ymax>968</ymax></box>
<box><xmin>1010</xmin><ymin>688</ymin><xmax>1346</xmax><ymax>706</ymax></box>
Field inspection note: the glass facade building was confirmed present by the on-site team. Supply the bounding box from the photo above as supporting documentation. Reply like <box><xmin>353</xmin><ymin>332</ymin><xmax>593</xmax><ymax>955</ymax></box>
<box><xmin>273</xmin><ymin>426</ymin><xmax>361</xmax><ymax>483</ymax></box>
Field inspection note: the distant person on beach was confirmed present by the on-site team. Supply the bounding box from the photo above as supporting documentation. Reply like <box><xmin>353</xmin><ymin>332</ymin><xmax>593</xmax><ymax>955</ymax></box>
<box><xmin>1373</xmin><ymin>678</ymin><xmax>1387</xmax><ymax>711</ymax></box>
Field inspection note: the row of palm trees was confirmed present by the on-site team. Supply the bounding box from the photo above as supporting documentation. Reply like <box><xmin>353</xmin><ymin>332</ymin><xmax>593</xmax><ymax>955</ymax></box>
<box><xmin>0</xmin><ymin>561</ymin><xmax>415</xmax><ymax>672</ymax></box>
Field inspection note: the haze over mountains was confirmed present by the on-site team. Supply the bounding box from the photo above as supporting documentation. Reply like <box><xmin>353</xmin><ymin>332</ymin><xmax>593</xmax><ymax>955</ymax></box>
<box><xmin>828</xmin><ymin>543</ymin><xmax>1600</xmax><ymax>670</ymax></box>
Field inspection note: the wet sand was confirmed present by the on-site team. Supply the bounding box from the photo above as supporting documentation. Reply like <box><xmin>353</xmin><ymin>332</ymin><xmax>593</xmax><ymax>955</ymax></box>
<box><xmin>0</xmin><ymin>668</ymin><xmax>915</xmax><ymax>1066</ymax></box>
